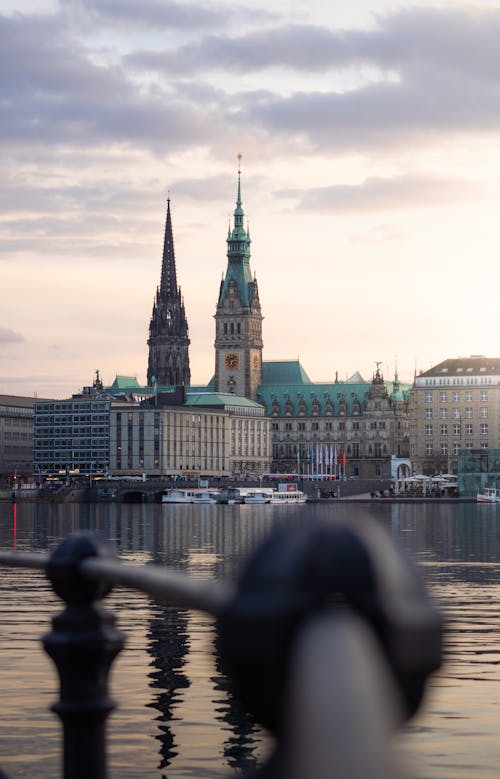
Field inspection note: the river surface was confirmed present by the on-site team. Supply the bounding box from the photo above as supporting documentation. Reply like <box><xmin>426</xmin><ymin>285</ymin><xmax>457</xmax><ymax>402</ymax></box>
<box><xmin>1</xmin><ymin>500</ymin><xmax>500</xmax><ymax>778</ymax></box>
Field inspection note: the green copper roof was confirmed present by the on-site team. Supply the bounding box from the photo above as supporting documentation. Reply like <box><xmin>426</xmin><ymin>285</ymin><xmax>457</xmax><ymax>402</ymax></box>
<box><xmin>262</xmin><ymin>360</ymin><xmax>312</xmax><ymax>385</ymax></box>
<box><xmin>108</xmin><ymin>375</ymin><xmax>141</xmax><ymax>390</ymax></box>
<box><xmin>186</xmin><ymin>392</ymin><xmax>264</xmax><ymax>409</ymax></box>
<box><xmin>256</xmin><ymin>382</ymin><xmax>370</xmax><ymax>416</ymax></box>
<box><xmin>218</xmin><ymin>169</ymin><xmax>254</xmax><ymax>308</ymax></box>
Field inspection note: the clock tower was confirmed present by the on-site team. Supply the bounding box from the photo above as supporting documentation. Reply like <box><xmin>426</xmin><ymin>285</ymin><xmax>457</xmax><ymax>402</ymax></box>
<box><xmin>214</xmin><ymin>160</ymin><xmax>263</xmax><ymax>400</ymax></box>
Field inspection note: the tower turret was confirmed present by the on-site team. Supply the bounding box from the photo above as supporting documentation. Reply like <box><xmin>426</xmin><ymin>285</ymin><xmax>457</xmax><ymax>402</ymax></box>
<box><xmin>147</xmin><ymin>198</ymin><xmax>190</xmax><ymax>387</ymax></box>
<box><xmin>214</xmin><ymin>158</ymin><xmax>263</xmax><ymax>400</ymax></box>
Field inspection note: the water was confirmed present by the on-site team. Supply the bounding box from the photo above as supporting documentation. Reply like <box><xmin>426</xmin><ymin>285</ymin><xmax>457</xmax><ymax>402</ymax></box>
<box><xmin>1</xmin><ymin>500</ymin><xmax>500</xmax><ymax>778</ymax></box>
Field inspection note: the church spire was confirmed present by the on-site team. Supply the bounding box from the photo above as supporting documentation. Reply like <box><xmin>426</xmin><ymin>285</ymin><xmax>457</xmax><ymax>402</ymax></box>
<box><xmin>160</xmin><ymin>197</ymin><xmax>177</xmax><ymax>298</ymax></box>
<box><xmin>147</xmin><ymin>197</ymin><xmax>190</xmax><ymax>387</ymax></box>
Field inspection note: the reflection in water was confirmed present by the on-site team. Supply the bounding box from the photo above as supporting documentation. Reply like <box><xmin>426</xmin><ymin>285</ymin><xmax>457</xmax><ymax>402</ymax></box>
<box><xmin>211</xmin><ymin>631</ymin><xmax>262</xmax><ymax>775</ymax></box>
<box><xmin>2</xmin><ymin>501</ymin><xmax>500</xmax><ymax>777</ymax></box>
<box><xmin>146</xmin><ymin>602</ymin><xmax>190</xmax><ymax>771</ymax></box>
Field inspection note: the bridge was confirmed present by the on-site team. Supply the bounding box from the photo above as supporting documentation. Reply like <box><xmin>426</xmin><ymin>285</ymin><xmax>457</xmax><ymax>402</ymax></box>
<box><xmin>89</xmin><ymin>476</ymin><xmax>397</xmax><ymax>504</ymax></box>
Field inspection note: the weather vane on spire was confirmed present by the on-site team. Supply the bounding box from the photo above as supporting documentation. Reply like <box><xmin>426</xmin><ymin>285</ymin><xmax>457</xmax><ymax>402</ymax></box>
<box><xmin>237</xmin><ymin>153</ymin><xmax>242</xmax><ymax>174</ymax></box>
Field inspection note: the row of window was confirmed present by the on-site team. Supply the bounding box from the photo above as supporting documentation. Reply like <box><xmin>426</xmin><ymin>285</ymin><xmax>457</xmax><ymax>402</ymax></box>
<box><xmin>36</xmin><ymin>403</ymin><xmax>109</xmax><ymax>412</ymax></box>
<box><xmin>419</xmin><ymin>376</ymin><xmax>494</xmax><ymax>386</ymax></box>
<box><xmin>272</xmin><ymin>420</ymin><xmax>387</xmax><ymax>432</ymax></box>
<box><xmin>424</xmin><ymin>391</ymin><xmax>489</xmax><ymax>402</ymax></box>
<box><xmin>0</xmin><ymin>417</ymin><xmax>32</xmax><ymax>427</ymax></box>
<box><xmin>424</xmin><ymin>408</ymin><xmax>488</xmax><ymax>419</ymax></box>
<box><xmin>36</xmin><ymin>415</ymin><xmax>109</xmax><ymax>425</ymax></box>
<box><xmin>424</xmin><ymin>442</ymin><xmax>489</xmax><ymax>455</ymax></box>
<box><xmin>0</xmin><ymin>406</ymin><xmax>33</xmax><ymax>416</ymax></box>
<box><xmin>425</xmin><ymin>424</ymin><xmax>488</xmax><ymax>435</ymax></box>
<box><xmin>273</xmin><ymin>442</ymin><xmax>388</xmax><ymax>458</ymax></box>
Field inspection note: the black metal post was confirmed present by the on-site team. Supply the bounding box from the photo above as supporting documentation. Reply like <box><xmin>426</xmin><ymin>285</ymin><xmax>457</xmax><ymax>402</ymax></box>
<box><xmin>42</xmin><ymin>533</ymin><xmax>125</xmax><ymax>779</ymax></box>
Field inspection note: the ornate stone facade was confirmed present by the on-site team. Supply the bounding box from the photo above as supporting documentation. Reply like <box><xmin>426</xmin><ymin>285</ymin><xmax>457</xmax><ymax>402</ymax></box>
<box><xmin>257</xmin><ymin>363</ymin><xmax>410</xmax><ymax>478</ymax></box>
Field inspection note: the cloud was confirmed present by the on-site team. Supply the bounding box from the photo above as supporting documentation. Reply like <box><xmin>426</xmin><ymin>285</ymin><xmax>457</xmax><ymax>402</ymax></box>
<box><xmin>0</xmin><ymin>12</ymin><xmax>225</xmax><ymax>152</ymax></box>
<box><xmin>5</xmin><ymin>5</ymin><xmax>500</xmax><ymax>159</ymax></box>
<box><xmin>66</xmin><ymin>0</ymin><xmax>228</xmax><ymax>30</ymax></box>
<box><xmin>63</xmin><ymin>0</ymin><xmax>275</xmax><ymax>31</ymax></box>
<box><xmin>279</xmin><ymin>174</ymin><xmax>486</xmax><ymax>212</ymax></box>
<box><xmin>117</xmin><ymin>7</ymin><xmax>500</xmax><ymax>153</ymax></box>
<box><xmin>0</xmin><ymin>327</ymin><xmax>25</xmax><ymax>344</ymax></box>
<box><xmin>125</xmin><ymin>8</ymin><xmax>500</xmax><ymax>78</ymax></box>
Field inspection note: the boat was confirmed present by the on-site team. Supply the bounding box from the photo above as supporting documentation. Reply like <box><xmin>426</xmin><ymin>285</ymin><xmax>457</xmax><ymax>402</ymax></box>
<box><xmin>476</xmin><ymin>487</ymin><xmax>500</xmax><ymax>504</ymax></box>
<box><xmin>243</xmin><ymin>490</ymin><xmax>274</xmax><ymax>504</ymax></box>
<box><xmin>267</xmin><ymin>483</ymin><xmax>307</xmax><ymax>504</ymax></box>
<box><xmin>162</xmin><ymin>488</ymin><xmax>221</xmax><ymax>504</ymax></box>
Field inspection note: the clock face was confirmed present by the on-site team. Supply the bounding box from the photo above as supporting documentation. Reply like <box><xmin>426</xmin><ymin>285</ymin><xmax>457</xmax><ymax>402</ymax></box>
<box><xmin>224</xmin><ymin>352</ymin><xmax>239</xmax><ymax>370</ymax></box>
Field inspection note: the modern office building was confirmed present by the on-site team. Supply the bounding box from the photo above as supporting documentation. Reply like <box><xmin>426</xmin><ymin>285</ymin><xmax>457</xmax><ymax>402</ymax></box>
<box><xmin>0</xmin><ymin>394</ymin><xmax>42</xmax><ymax>481</ymax></box>
<box><xmin>33</xmin><ymin>374</ymin><xmax>111</xmax><ymax>478</ymax></box>
<box><xmin>410</xmin><ymin>356</ymin><xmax>500</xmax><ymax>475</ymax></box>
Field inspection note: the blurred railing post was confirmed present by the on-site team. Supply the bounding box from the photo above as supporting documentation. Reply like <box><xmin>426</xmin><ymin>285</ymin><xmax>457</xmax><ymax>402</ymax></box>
<box><xmin>42</xmin><ymin>533</ymin><xmax>125</xmax><ymax>779</ymax></box>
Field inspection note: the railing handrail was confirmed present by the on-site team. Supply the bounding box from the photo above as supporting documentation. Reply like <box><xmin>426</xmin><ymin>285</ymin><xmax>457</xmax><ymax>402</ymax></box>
<box><xmin>0</xmin><ymin>550</ymin><xmax>48</xmax><ymax>570</ymax></box>
<box><xmin>0</xmin><ymin>524</ymin><xmax>442</xmax><ymax>779</ymax></box>
<box><xmin>0</xmin><ymin>549</ymin><xmax>232</xmax><ymax>615</ymax></box>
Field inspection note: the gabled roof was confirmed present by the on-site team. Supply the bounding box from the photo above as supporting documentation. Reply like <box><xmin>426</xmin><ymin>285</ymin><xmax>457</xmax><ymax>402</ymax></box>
<box><xmin>262</xmin><ymin>360</ymin><xmax>312</xmax><ymax>385</ymax></box>
<box><xmin>420</xmin><ymin>356</ymin><xmax>500</xmax><ymax>377</ymax></box>
<box><xmin>256</xmin><ymin>382</ymin><xmax>370</xmax><ymax>416</ymax></box>
<box><xmin>108</xmin><ymin>375</ymin><xmax>141</xmax><ymax>390</ymax></box>
<box><xmin>347</xmin><ymin>371</ymin><xmax>366</xmax><ymax>383</ymax></box>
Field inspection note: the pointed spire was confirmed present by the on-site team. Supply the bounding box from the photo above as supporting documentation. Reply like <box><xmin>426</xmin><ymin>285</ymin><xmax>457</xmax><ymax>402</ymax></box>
<box><xmin>147</xmin><ymin>194</ymin><xmax>190</xmax><ymax>387</ymax></box>
<box><xmin>234</xmin><ymin>153</ymin><xmax>245</xmax><ymax>225</ymax></box>
<box><xmin>160</xmin><ymin>196</ymin><xmax>178</xmax><ymax>298</ymax></box>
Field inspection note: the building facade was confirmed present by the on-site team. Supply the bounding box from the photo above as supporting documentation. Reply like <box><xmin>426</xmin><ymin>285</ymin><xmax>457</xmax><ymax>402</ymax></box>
<box><xmin>256</xmin><ymin>362</ymin><xmax>410</xmax><ymax>478</ymax></box>
<box><xmin>109</xmin><ymin>392</ymin><xmax>271</xmax><ymax>478</ymax></box>
<box><xmin>34</xmin><ymin>376</ymin><xmax>110</xmax><ymax>478</ymax></box>
<box><xmin>0</xmin><ymin>395</ymin><xmax>42</xmax><ymax>481</ymax></box>
<box><xmin>214</xmin><ymin>166</ymin><xmax>263</xmax><ymax>401</ymax></box>
<box><xmin>147</xmin><ymin>198</ymin><xmax>190</xmax><ymax>387</ymax></box>
<box><xmin>410</xmin><ymin>356</ymin><xmax>500</xmax><ymax>475</ymax></box>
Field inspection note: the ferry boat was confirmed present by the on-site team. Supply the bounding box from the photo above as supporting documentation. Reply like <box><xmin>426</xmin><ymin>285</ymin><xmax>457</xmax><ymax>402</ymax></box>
<box><xmin>267</xmin><ymin>483</ymin><xmax>307</xmax><ymax>504</ymax></box>
<box><xmin>162</xmin><ymin>488</ymin><xmax>221</xmax><ymax>504</ymax></box>
<box><xmin>243</xmin><ymin>489</ymin><xmax>274</xmax><ymax>504</ymax></box>
<box><xmin>476</xmin><ymin>487</ymin><xmax>500</xmax><ymax>504</ymax></box>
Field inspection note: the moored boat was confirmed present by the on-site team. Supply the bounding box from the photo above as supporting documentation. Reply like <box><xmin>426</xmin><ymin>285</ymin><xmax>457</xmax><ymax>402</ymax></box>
<box><xmin>162</xmin><ymin>488</ymin><xmax>221</xmax><ymax>504</ymax></box>
<box><xmin>476</xmin><ymin>487</ymin><xmax>500</xmax><ymax>504</ymax></box>
<box><xmin>267</xmin><ymin>483</ymin><xmax>307</xmax><ymax>504</ymax></box>
<box><xmin>243</xmin><ymin>490</ymin><xmax>274</xmax><ymax>504</ymax></box>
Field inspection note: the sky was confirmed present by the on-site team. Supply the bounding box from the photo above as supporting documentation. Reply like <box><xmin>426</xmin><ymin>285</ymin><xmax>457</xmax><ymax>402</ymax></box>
<box><xmin>2</xmin><ymin>0</ymin><xmax>500</xmax><ymax>399</ymax></box>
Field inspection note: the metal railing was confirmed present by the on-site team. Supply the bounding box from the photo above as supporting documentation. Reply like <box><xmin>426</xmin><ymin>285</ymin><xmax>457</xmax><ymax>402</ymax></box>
<box><xmin>0</xmin><ymin>520</ymin><xmax>443</xmax><ymax>779</ymax></box>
